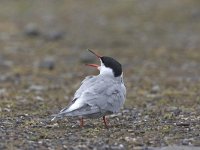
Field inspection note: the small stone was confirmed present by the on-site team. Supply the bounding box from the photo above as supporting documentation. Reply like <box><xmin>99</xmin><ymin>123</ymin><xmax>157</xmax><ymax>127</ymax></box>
<box><xmin>125</xmin><ymin>137</ymin><xmax>135</xmax><ymax>142</ymax></box>
<box><xmin>151</xmin><ymin>85</ymin><xmax>160</xmax><ymax>94</ymax></box>
<box><xmin>24</xmin><ymin>23</ymin><xmax>40</xmax><ymax>37</ymax></box>
<box><xmin>2</xmin><ymin>121</ymin><xmax>12</xmax><ymax>125</ymax></box>
<box><xmin>3</xmin><ymin>108</ymin><xmax>11</xmax><ymax>112</ymax></box>
<box><xmin>100</xmin><ymin>145</ymin><xmax>110</xmax><ymax>149</ymax></box>
<box><xmin>35</xmin><ymin>96</ymin><xmax>44</xmax><ymax>101</ymax></box>
<box><xmin>133</xmin><ymin>147</ymin><xmax>147</xmax><ymax>150</ymax></box>
<box><xmin>182</xmin><ymin>139</ymin><xmax>190</xmax><ymax>145</ymax></box>
<box><xmin>110</xmin><ymin>144</ymin><xmax>125</xmax><ymax>150</ymax></box>
<box><xmin>110</xmin><ymin>113</ymin><xmax>122</xmax><ymax>118</ymax></box>
<box><xmin>173</xmin><ymin>109</ymin><xmax>181</xmax><ymax>116</ymax></box>
<box><xmin>38</xmin><ymin>57</ymin><xmax>55</xmax><ymax>70</ymax></box>
<box><xmin>45</xmin><ymin>123</ymin><xmax>59</xmax><ymax>128</ymax></box>
<box><xmin>176</xmin><ymin>122</ymin><xmax>190</xmax><ymax>127</ymax></box>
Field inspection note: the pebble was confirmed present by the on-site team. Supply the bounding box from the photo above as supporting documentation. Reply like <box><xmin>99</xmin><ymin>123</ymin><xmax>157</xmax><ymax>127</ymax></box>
<box><xmin>166</xmin><ymin>106</ymin><xmax>181</xmax><ymax>116</ymax></box>
<box><xmin>98</xmin><ymin>144</ymin><xmax>125</xmax><ymax>150</ymax></box>
<box><xmin>110</xmin><ymin>113</ymin><xmax>122</xmax><ymax>118</ymax></box>
<box><xmin>3</xmin><ymin>108</ymin><xmax>11</xmax><ymax>112</ymax></box>
<box><xmin>133</xmin><ymin>147</ymin><xmax>150</xmax><ymax>150</ymax></box>
<box><xmin>110</xmin><ymin>144</ymin><xmax>125</xmax><ymax>150</ymax></box>
<box><xmin>176</xmin><ymin>122</ymin><xmax>190</xmax><ymax>127</ymax></box>
<box><xmin>24</xmin><ymin>23</ymin><xmax>40</xmax><ymax>37</ymax></box>
<box><xmin>45</xmin><ymin>123</ymin><xmax>59</xmax><ymax>129</ymax></box>
<box><xmin>151</xmin><ymin>85</ymin><xmax>160</xmax><ymax>94</ymax></box>
<box><xmin>2</xmin><ymin>121</ymin><xmax>13</xmax><ymax>125</ymax></box>
<box><xmin>35</xmin><ymin>96</ymin><xmax>44</xmax><ymax>101</ymax></box>
<box><xmin>182</xmin><ymin>139</ymin><xmax>190</xmax><ymax>145</ymax></box>
<box><xmin>38</xmin><ymin>57</ymin><xmax>55</xmax><ymax>70</ymax></box>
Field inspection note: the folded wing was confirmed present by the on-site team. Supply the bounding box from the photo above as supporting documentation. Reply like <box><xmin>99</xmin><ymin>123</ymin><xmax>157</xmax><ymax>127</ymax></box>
<box><xmin>52</xmin><ymin>76</ymin><xmax>125</xmax><ymax>120</ymax></box>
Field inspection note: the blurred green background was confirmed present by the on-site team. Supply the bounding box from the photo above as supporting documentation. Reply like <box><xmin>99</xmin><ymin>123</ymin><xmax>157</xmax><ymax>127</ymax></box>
<box><xmin>1</xmin><ymin>0</ymin><xmax>200</xmax><ymax>51</ymax></box>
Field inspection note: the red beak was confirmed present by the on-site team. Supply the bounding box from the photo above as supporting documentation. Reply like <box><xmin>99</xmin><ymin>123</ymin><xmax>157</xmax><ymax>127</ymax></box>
<box><xmin>88</xmin><ymin>49</ymin><xmax>101</xmax><ymax>58</ymax></box>
<box><xmin>86</xmin><ymin>49</ymin><xmax>101</xmax><ymax>69</ymax></box>
<box><xmin>85</xmin><ymin>63</ymin><xmax>100</xmax><ymax>68</ymax></box>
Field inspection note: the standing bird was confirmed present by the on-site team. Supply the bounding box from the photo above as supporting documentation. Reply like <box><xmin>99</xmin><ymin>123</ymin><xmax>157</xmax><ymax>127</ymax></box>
<box><xmin>51</xmin><ymin>49</ymin><xmax>126</xmax><ymax>127</ymax></box>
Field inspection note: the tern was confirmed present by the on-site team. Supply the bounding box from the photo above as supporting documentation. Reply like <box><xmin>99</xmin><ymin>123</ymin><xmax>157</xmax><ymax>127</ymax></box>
<box><xmin>52</xmin><ymin>49</ymin><xmax>126</xmax><ymax>127</ymax></box>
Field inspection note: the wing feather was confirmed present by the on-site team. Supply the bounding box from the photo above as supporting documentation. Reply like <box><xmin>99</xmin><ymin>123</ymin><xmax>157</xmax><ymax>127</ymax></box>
<box><xmin>52</xmin><ymin>75</ymin><xmax>126</xmax><ymax>120</ymax></box>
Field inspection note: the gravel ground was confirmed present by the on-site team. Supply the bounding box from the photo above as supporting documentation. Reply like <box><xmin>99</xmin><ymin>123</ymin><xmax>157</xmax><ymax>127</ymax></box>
<box><xmin>0</xmin><ymin>1</ymin><xmax>200</xmax><ymax>150</ymax></box>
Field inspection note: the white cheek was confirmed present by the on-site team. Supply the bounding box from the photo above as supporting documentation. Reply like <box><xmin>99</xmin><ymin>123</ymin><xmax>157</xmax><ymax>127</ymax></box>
<box><xmin>100</xmin><ymin>66</ymin><xmax>113</xmax><ymax>76</ymax></box>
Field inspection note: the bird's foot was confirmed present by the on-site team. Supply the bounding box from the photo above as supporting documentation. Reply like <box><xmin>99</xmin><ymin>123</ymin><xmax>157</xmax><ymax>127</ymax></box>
<box><xmin>103</xmin><ymin>116</ymin><xmax>109</xmax><ymax>128</ymax></box>
<box><xmin>79</xmin><ymin>117</ymin><xmax>84</xmax><ymax>127</ymax></box>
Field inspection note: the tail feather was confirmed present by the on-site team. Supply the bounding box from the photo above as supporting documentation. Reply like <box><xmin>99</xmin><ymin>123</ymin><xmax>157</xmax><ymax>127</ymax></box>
<box><xmin>51</xmin><ymin>114</ymin><xmax>63</xmax><ymax>121</ymax></box>
<box><xmin>51</xmin><ymin>110</ymin><xmax>71</xmax><ymax>121</ymax></box>
<box><xmin>51</xmin><ymin>105</ymin><xmax>100</xmax><ymax>121</ymax></box>
<box><xmin>51</xmin><ymin>116</ymin><xmax>57</xmax><ymax>121</ymax></box>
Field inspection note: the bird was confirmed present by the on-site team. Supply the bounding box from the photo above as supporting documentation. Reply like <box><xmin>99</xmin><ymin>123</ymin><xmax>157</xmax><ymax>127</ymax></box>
<box><xmin>51</xmin><ymin>49</ymin><xmax>126</xmax><ymax>127</ymax></box>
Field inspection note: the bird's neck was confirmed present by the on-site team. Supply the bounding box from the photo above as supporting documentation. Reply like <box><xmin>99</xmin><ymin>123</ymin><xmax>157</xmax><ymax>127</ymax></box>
<box><xmin>99</xmin><ymin>66</ymin><xmax>114</xmax><ymax>77</ymax></box>
<box><xmin>99</xmin><ymin>67</ymin><xmax>123</xmax><ymax>83</ymax></box>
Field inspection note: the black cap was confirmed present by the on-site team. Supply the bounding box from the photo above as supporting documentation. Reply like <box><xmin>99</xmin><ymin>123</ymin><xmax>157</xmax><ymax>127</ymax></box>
<box><xmin>100</xmin><ymin>56</ymin><xmax>122</xmax><ymax>77</ymax></box>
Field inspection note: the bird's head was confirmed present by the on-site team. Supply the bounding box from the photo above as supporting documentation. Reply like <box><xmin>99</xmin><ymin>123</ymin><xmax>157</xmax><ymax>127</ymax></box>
<box><xmin>86</xmin><ymin>49</ymin><xmax>122</xmax><ymax>77</ymax></box>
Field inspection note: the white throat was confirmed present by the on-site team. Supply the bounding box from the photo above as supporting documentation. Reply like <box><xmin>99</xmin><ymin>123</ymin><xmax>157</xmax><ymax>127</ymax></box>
<box><xmin>98</xmin><ymin>59</ymin><xmax>114</xmax><ymax>77</ymax></box>
<box><xmin>99</xmin><ymin>66</ymin><xmax>114</xmax><ymax>77</ymax></box>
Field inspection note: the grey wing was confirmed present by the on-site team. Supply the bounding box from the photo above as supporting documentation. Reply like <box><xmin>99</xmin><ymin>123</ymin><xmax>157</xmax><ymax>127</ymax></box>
<box><xmin>61</xmin><ymin>80</ymin><xmax>109</xmax><ymax>117</ymax></box>
<box><xmin>68</xmin><ymin>82</ymin><xmax>126</xmax><ymax>117</ymax></box>
<box><xmin>73</xmin><ymin>76</ymin><xmax>96</xmax><ymax>100</ymax></box>
<box><xmin>53</xmin><ymin>78</ymin><xmax>126</xmax><ymax>119</ymax></box>
<box><xmin>53</xmin><ymin>76</ymin><xmax>96</xmax><ymax>116</ymax></box>
<box><xmin>102</xmin><ymin>83</ymin><xmax>126</xmax><ymax>113</ymax></box>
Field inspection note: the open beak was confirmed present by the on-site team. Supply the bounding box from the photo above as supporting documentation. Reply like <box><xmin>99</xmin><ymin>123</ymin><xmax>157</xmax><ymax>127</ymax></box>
<box><xmin>87</xmin><ymin>49</ymin><xmax>101</xmax><ymax>59</ymax></box>
<box><xmin>85</xmin><ymin>63</ymin><xmax>100</xmax><ymax>68</ymax></box>
<box><xmin>86</xmin><ymin>49</ymin><xmax>101</xmax><ymax>69</ymax></box>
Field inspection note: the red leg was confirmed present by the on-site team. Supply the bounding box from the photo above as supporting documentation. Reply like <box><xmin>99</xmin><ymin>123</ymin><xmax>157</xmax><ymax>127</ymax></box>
<box><xmin>80</xmin><ymin>117</ymin><xmax>84</xmax><ymax>127</ymax></box>
<box><xmin>103</xmin><ymin>116</ymin><xmax>108</xmax><ymax>128</ymax></box>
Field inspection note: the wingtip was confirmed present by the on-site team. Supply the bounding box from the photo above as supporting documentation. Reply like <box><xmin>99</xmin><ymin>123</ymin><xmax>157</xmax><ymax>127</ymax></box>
<box><xmin>51</xmin><ymin>114</ymin><xmax>57</xmax><ymax>121</ymax></box>
<box><xmin>51</xmin><ymin>117</ymin><xmax>56</xmax><ymax>122</ymax></box>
